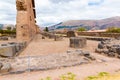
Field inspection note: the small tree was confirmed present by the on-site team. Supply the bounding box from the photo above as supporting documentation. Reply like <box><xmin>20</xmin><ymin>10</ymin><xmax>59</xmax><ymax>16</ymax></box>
<box><xmin>7</xmin><ymin>27</ymin><xmax>12</xmax><ymax>31</ymax></box>
<box><xmin>77</xmin><ymin>27</ymin><xmax>86</xmax><ymax>32</ymax></box>
<box><xmin>44</xmin><ymin>27</ymin><xmax>49</xmax><ymax>32</ymax></box>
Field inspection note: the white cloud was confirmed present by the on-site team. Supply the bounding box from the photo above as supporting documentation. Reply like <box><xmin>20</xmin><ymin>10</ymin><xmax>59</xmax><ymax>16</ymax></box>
<box><xmin>0</xmin><ymin>0</ymin><xmax>16</xmax><ymax>24</ymax></box>
<box><xmin>0</xmin><ymin>0</ymin><xmax>120</xmax><ymax>26</ymax></box>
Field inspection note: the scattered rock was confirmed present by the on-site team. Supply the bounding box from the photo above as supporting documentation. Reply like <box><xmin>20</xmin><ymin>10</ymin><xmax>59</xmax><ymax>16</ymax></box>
<box><xmin>75</xmin><ymin>49</ymin><xmax>83</xmax><ymax>55</ymax></box>
<box><xmin>98</xmin><ymin>43</ymin><xmax>104</xmax><ymax>49</ymax></box>
<box><xmin>96</xmin><ymin>39</ymin><xmax>120</xmax><ymax>59</ymax></box>
<box><xmin>0</xmin><ymin>63</ymin><xmax>3</xmax><ymax>69</ymax></box>
<box><xmin>66</xmin><ymin>50</ymin><xmax>73</xmax><ymax>54</ymax></box>
<box><xmin>0</xmin><ymin>63</ymin><xmax>11</xmax><ymax>73</ymax></box>
<box><xmin>42</xmin><ymin>36</ymin><xmax>45</xmax><ymax>39</ymax></box>
<box><xmin>87</xmin><ymin>55</ymin><xmax>96</xmax><ymax>60</ymax></box>
<box><xmin>83</xmin><ymin>51</ymin><xmax>90</xmax><ymax>57</ymax></box>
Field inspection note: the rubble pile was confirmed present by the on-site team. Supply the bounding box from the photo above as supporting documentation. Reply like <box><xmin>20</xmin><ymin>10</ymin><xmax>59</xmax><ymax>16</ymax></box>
<box><xmin>95</xmin><ymin>39</ymin><xmax>120</xmax><ymax>58</ymax></box>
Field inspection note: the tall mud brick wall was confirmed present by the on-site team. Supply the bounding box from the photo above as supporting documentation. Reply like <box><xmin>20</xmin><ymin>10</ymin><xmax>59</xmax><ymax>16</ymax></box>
<box><xmin>16</xmin><ymin>0</ymin><xmax>38</xmax><ymax>41</ymax></box>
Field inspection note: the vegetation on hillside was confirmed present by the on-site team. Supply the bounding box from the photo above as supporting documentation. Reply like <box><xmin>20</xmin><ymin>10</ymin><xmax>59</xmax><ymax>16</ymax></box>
<box><xmin>106</xmin><ymin>27</ymin><xmax>120</xmax><ymax>33</ymax></box>
<box><xmin>77</xmin><ymin>27</ymin><xmax>86</xmax><ymax>32</ymax></box>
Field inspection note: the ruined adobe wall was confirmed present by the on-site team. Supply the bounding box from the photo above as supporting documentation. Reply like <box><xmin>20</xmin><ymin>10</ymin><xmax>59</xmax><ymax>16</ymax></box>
<box><xmin>16</xmin><ymin>0</ymin><xmax>37</xmax><ymax>41</ymax></box>
<box><xmin>77</xmin><ymin>32</ymin><xmax>120</xmax><ymax>38</ymax></box>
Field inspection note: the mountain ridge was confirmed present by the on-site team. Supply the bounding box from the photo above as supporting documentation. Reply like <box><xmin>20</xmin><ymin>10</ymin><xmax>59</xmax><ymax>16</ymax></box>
<box><xmin>49</xmin><ymin>16</ymin><xmax>120</xmax><ymax>30</ymax></box>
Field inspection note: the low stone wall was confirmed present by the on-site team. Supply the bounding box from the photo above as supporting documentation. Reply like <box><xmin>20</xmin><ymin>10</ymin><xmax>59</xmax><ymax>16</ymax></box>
<box><xmin>0</xmin><ymin>37</ymin><xmax>8</xmax><ymax>40</ymax></box>
<box><xmin>0</xmin><ymin>50</ymin><xmax>98</xmax><ymax>75</ymax></box>
<box><xmin>41</xmin><ymin>32</ymin><xmax>63</xmax><ymax>41</ymax></box>
<box><xmin>77</xmin><ymin>32</ymin><xmax>120</xmax><ymax>38</ymax></box>
<box><xmin>95</xmin><ymin>39</ymin><xmax>120</xmax><ymax>58</ymax></box>
<box><xmin>0</xmin><ymin>36</ymin><xmax>16</xmax><ymax>41</ymax></box>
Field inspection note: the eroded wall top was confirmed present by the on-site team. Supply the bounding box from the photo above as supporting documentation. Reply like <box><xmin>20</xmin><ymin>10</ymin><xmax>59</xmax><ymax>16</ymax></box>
<box><xmin>16</xmin><ymin>0</ymin><xmax>27</xmax><ymax>11</ymax></box>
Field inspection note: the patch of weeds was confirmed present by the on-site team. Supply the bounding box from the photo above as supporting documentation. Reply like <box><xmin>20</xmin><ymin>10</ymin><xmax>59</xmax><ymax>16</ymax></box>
<box><xmin>86</xmin><ymin>76</ymin><xmax>98</xmax><ymax>80</ymax></box>
<box><xmin>60</xmin><ymin>72</ymin><xmax>76</xmax><ymax>80</ymax></box>
<box><xmin>98</xmin><ymin>72</ymin><xmax>109</xmax><ymax>77</ymax></box>
<box><xmin>40</xmin><ymin>76</ymin><xmax>52</xmax><ymax>80</ymax></box>
<box><xmin>86</xmin><ymin>72</ymin><xmax>109</xmax><ymax>80</ymax></box>
<box><xmin>40</xmin><ymin>72</ymin><xmax>76</xmax><ymax>80</ymax></box>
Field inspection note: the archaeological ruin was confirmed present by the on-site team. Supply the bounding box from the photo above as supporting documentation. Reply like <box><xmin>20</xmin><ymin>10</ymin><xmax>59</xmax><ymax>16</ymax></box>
<box><xmin>16</xmin><ymin>0</ymin><xmax>39</xmax><ymax>41</ymax></box>
<box><xmin>0</xmin><ymin>0</ymin><xmax>120</xmax><ymax>77</ymax></box>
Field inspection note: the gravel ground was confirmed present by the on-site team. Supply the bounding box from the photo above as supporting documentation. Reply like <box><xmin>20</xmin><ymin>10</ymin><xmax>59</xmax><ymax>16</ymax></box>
<box><xmin>0</xmin><ymin>34</ymin><xmax>120</xmax><ymax>80</ymax></box>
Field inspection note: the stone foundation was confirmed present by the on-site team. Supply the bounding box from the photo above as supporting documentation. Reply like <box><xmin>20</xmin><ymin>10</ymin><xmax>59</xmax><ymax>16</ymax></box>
<box><xmin>95</xmin><ymin>39</ymin><xmax>120</xmax><ymax>58</ymax></box>
<box><xmin>0</xmin><ymin>50</ymin><xmax>98</xmax><ymax>74</ymax></box>
<box><xmin>70</xmin><ymin>37</ymin><xmax>86</xmax><ymax>48</ymax></box>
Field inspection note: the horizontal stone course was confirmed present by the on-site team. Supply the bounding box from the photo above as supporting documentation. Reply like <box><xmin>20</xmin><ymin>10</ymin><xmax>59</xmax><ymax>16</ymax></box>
<box><xmin>0</xmin><ymin>50</ymin><xmax>99</xmax><ymax>74</ymax></box>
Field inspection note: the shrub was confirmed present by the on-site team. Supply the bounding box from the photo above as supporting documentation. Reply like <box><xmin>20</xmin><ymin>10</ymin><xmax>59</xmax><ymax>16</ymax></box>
<box><xmin>0</xmin><ymin>30</ymin><xmax>16</xmax><ymax>36</ymax></box>
<box><xmin>77</xmin><ymin>27</ymin><xmax>86</xmax><ymax>32</ymax></box>
<box><xmin>106</xmin><ymin>27</ymin><xmax>120</xmax><ymax>33</ymax></box>
<box><xmin>44</xmin><ymin>27</ymin><xmax>49</xmax><ymax>32</ymax></box>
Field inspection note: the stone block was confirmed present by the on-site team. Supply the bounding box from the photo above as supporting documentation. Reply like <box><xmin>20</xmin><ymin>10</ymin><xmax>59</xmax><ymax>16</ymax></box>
<box><xmin>70</xmin><ymin>37</ymin><xmax>86</xmax><ymax>48</ymax></box>
<box><xmin>16</xmin><ymin>44</ymin><xmax>21</xmax><ymax>52</ymax></box>
<box><xmin>98</xmin><ymin>43</ymin><xmax>104</xmax><ymax>49</ymax></box>
<box><xmin>83</xmin><ymin>51</ymin><xmax>90</xmax><ymax>57</ymax></box>
<box><xmin>108</xmin><ymin>52</ymin><xmax>115</xmax><ymax>57</ymax></box>
<box><xmin>67</xmin><ymin>31</ymin><xmax>76</xmax><ymax>37</ymax></box>
<box><xmin>0</xmin><ymin>63</ymin><xmax>11</xmax><ymax>73</ymax></box>
<box><xmin>54</xmin><ymin>36</ymin><xmax>63</xmax><ymax>41</ymax></box>
<box><xmin>116</xmin><ymin>47</ymin><xmax>120</xmax><ymax>55</ymax></box>
<box><xmin>0</xmin><ymin>63</ymin><xmax>3</xmax><ymax>69</ymax></box>
<box><xmin>0</xmin><ymin>45</ymin><xmax>16</xmax><ymax>57</ymax></box>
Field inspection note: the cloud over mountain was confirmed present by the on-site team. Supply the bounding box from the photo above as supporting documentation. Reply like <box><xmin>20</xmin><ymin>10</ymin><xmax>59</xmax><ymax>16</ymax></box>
<box><xmin>0</xmin><ymin>0</ymin><xmax>120</xmax><ymax>27</ymax></box>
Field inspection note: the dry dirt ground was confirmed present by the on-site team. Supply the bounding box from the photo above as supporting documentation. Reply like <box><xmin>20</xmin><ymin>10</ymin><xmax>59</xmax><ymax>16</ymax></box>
<box><xmin>0</xmin><ymin>34</ymin><xmax>120</xmax><ymax>80</ymax></box>
<box><xmin>20</xmin><ymin>34</ymin><xmax>98</xmax><ymax>56</ymax></box>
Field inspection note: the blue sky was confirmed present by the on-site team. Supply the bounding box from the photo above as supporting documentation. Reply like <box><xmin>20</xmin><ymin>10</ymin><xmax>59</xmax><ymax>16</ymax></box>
<box><xmin>0</xmin><ymin>0</ymin><xmax>120</xmax><ymax>27</ymax></box>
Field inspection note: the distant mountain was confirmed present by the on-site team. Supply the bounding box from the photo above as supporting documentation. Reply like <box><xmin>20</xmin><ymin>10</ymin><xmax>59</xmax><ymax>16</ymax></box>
<box><xmin>49</xmin><ymin>22</ymin><xmax>63</xmax><ymax>30</ymax></box>
<box><xmin>49</xmin><ymin>16</ymin><xmax>120</xmax><ymax>31</ymax></box>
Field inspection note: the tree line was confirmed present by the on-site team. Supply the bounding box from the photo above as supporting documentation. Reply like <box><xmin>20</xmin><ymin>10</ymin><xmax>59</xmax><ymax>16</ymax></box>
<box><xmin>0</xmin><ymin>27</ymin><xmax>16</xmax><ymax>36</ymax></box>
